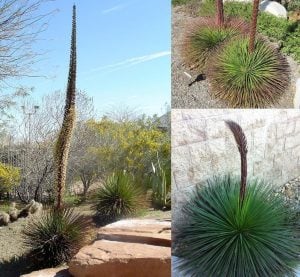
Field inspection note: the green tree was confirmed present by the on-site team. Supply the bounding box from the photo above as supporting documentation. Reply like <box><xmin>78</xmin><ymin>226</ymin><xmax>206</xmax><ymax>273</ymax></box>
<box><xmin>0</xmin><ymin>162</ymin><xmax>20</xmax><ymax>199</ymax></box>
<box><xmin>90</xmin><ymin>116</ymin><xmax>170</xmax><ymax>186</ymax></box>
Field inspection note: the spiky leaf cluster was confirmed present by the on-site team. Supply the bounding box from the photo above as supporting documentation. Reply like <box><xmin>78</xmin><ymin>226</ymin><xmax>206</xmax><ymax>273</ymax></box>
<box><xmin>93</xmin><ymin>172</ymin><xmax>141</xmax><ymax>222</ymax></box>
<box><xmin>182</xmin><ymin>18</ymin><xmax>249</xmax><ymax>72</ymax></box>
<box><xmin>207</xmin><ymin>37</ymin><xmax>290</xmax><ymax>107</ymax></box>
<box><xmin>23</xmin><ymin>207</ymin><xmax>90</xmax><ymax>268</ymax></box>
<box><xmin>175</xmin><ymin>176</ymin><xmax>300</xmax><ymax>277</ymax></box>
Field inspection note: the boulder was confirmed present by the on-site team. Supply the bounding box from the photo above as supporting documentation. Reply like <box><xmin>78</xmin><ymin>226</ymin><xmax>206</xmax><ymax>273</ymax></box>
<box><xmin>259</xmin><ymin>0</ymin><xmax>287</xmax><ymax>18</ymax></box>
<box><xmin>29</xmin><ymin>201</ymin><xmax>43</xmax><ymax>215</ymax></box>
<box><xmin>9</xmin><ymin>202</ymin><xmax>19</xmax><ymax>222</ymax></box>
<box><xmin>20</xmin><ymin>266</ymin><xmax>70</xmax><ymax>277</ymax></box>
<box><xmin>69</xmin><ymin>219</ymin><xmax>171</xmax><ymax>277</ymax></box>
<box><xmin>69</xmin><ymin>239</ymin><xmax>171</xmax><ymax>277</ymax></box>
<box><xmin>97</xmin><ymin>219</ymin><xmax>171</xmax><ymax>247</ymax></box>
<box><xmin>0</xmin><ymin>211</ymin><xmax>10</xmax><ymax>226</ymax></box>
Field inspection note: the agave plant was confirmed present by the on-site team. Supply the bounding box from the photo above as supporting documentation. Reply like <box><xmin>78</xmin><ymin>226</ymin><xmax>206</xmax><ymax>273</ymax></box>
<box><xmin>207</xmin><ymin>37</ymin><xmax>290</xmax><ymax>107</ymax></box>
<box><xmin>150</xmin><ymin>156</ymin><xmax>171</xmax><ymax>210</ymax></box>
<box><xmin>182</xmin><ymin>18</ymin><xmax>248</xmax><ymax>72</ymax></box>
<box><xmin>93</xmin><ymin>171</ymin><xmax>141</xmax><ymax>222</ymax></box>
<box><xmin>175</xmin><ymin>120</ymin><xmax>300</xmax><ymax>276</ymax></box>
<box><xmin>23</xmin><ymin>207</ymin><xmax>90</xmax><ymax>268</ymax></box>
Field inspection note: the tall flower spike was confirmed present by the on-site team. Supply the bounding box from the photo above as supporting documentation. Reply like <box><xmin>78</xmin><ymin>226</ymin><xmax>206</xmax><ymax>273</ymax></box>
<box><xmin>54</xmin><ymin>5</ymin><xmax>77</xmax><ymax>210</ymax></box>
<box><xmin>249</xmin><ymin>0</ymin><xmax>259</xmax><ymax>52</ymax></box>
<box><xmin>225</xmin><ymin>120</ymin><xmax>248</xmax><ymax>202</ymax></box>
<box><xmin>216</xmin><ymin>0</ymin><xmax>224</xmax><ymax>26</ymax></box>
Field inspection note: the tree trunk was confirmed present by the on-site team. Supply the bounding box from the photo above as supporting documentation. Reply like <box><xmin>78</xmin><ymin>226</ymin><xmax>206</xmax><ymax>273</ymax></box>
<box><xmin>249</xmin><ymin>0</ymin><xmax>260</xmax><ymax>52</ymax></box>
<box><xmin>54</xmin><ymin>5</ymin><xmax>77</xmax><ymax>210</ymax></box>
<box><xmin>216</xmin><ymin>0</ymin><xmax>224</xmax><ymax>26</ymax></box>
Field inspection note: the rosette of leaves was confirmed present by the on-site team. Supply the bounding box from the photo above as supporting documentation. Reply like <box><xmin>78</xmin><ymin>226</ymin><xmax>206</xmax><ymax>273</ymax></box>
<box><xmin>207</xmin><ymin>37</ymin><xmax>290</xmax><ymax>107</ymax></box>
<box><xmin>182</xmin><ymin>17</ymin><xmax>249</xmax><ymax>72</ymax></box>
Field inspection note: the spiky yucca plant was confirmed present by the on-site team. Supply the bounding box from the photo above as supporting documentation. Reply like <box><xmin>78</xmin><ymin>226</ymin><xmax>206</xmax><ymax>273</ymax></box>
<box><xmin>175</xmin><ymin>176</ymin><xmax>299</xmax><ymax>277</ymax></box>
<box><xmin>182</xmin><ymin>18</ymin><xmax>248</xmax><ymax>72</ymax></box>
<box><xmin>23</xmin><ymin>207</ymin><xmax>90</xmax><ymax>268</ymax></box>
<box><xmin>93</xmin><ymin>172</ymin><xmax>141</xmax><ymax>222</ymax></box>
<box><xmin>175</xmin><ymin>120</ymin><xmax>300</xmax><ymax>276</ymax></box>
<box><xmin>208</xmin><ymin>37</ymin><xmax>290</xmax><ymax>107</ymax></box>
<box><xmin>54</xmin><ymin>5</ymin><xmax>77</xmax><ymax>209</ymax></box>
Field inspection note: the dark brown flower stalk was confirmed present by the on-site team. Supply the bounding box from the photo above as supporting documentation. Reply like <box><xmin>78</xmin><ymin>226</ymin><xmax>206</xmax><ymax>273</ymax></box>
<box><xmin>54</xmin><ymin>5</ymin><xmax>77</xmax><ymax>210</ymax></box>
<box><xmin>225</xmin><ymin>120</ymin><xmax>248</xmax><ymax>203</ymax></box>
<box><xmin>249</xmin><ymin>0</ymin><xmax>260</xmax><ymax>52</ymax></box>
<box><xmin>216</xmin><ymin>0</ymin><xmax>224</xmax><ymax>26</ymax></box>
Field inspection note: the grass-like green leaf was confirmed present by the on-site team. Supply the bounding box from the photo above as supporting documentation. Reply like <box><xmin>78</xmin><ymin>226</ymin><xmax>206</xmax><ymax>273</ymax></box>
<box><xmin>182</xmin><ymin>18</ymin><xmax>249</xmax><ymax>72</ymax></box>
<box><xmin>207</xmin><ymin>37</ymin><xmax>290</xmax><ymax>107</ymax></box>
<box><xmin>175</xmin><ymin>176</ymin><xmax>300</xmax><ymax>277</ymax></box>
<box><xmin>93</xmin><ymin>171</ymin><xmax>141</xmax><ymax>222</ymax></box>
<box><xmin>22</xmin><ymin>207</ymin><xmax>90</xmax><ymax>268</ymax></box>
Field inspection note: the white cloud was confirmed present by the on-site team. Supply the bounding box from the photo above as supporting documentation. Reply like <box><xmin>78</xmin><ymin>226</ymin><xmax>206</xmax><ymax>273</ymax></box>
<box><xmin>86</xmin><ymin>51</ymin><xmax>171</xmax><ymax>75</ymax></box>
<box><xmin>101</xmin><ymin>4</ymin><xmax>127</xmax><ymax>14</ymax></box>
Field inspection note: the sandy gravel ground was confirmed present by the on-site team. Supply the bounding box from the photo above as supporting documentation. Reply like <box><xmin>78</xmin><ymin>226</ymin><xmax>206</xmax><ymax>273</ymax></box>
<box><xmin>172</xmin><ymin>6</ymin><xmax>300</xmax><ymax>109</ymax></box>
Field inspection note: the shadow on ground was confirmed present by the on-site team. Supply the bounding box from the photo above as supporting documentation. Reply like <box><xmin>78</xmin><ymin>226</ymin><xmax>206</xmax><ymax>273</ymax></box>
<box><xmin>0</xmin><ymin>255</ymin><xmax>35</xmax><ymax>277</ymax></box>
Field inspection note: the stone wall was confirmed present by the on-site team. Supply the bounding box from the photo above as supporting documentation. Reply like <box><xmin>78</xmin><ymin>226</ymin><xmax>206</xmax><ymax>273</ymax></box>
<box><xmin>172</xmin><ymin>109</ymin><xmax>300</xmax><ymax>227</ymax></box>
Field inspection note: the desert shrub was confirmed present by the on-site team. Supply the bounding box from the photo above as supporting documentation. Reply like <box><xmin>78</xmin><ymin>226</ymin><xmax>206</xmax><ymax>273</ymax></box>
<box><xmin>282</xmin><ymin>23</ymin><xmax>300</xmax><ymax>61</ymax></box>
<box><xmin>207</xmin><ymin>37</ymin><xmax>290</xmax><ymax>107</ymax></box>
<box><xmin>23</xmin><ymin>207</ymin><xmax>90</xmax><ymax>268</ymax></box>
<box><xmin>175</xmin><ymin>175</ymin><xmax>300</xmax><ymax>277</ymax></box>
<box><xmin>0</xmin><ymin>163</ymin><xmax>20</xmax><ymax>197</ymax></box>
<box><xmin>93</xmin><ymin>172</ymin><xmax>141</xmax><ymax>222</ymax></box>
<box><xmin>150</xmin><ymin>158</ymin><xmax>171</xmax><ymax>210</ymax></box>
<box><xmin>64</xmin><ymin>194</ymin><xmax>83</xmax><ymax>206</ymax></box>
<box><xmin>288</xmin><ymin>0</ymin><xmax>300</xmax><ymax>12</ymax></box>
<box><xmin>0</xmin><ymin>201</ymin><xmax>10</xmax><ymax>213</ymax></box>
<box><xmin>199</xmin><ymin>0</ymin><xmax>300</xmax><ymax>61</ymax></box>
<box><xmin>172</xmin><ymin>0</ymin><xmax>196</xmax><ymax>6</ymax></box>
<box><xmin>182</xmin><ymin>18</ymin><xmax>248</xmax><ymax>72</ymax></box>
<box><xmin>201</xmin><ymin>0</ymin><xmax>289</xmax><ymax>39</ymax></box>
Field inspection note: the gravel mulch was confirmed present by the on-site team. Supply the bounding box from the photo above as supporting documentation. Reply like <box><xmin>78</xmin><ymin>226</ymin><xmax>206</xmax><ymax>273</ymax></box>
<box><xmin>172</xmin><ymin>6</ymin><xmax>300</xmax><ymax>109</ymax></box>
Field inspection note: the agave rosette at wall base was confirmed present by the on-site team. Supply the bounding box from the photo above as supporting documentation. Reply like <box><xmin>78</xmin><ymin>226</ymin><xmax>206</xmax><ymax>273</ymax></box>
<box><xmin>174</xmin><ymin>175</ymin><xmax>300</xmax><ymax>277</ymax></box>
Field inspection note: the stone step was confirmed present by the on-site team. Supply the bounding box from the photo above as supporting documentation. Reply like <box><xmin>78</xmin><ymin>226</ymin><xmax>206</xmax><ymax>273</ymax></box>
<box><xmin>69</xmin><ymin>239</ymin><xmax>171</xmax><ymax>277</ymax></box>
<box><xmin>97</xmin><ymin>219</ymin><xmax>171</xmax><ymax>247</ymax></box>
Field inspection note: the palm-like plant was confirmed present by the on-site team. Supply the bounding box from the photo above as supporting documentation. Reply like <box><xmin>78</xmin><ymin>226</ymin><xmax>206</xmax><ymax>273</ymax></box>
<box><xmin>207</xmin><ymin>37</ymin><xmax>290</xmax><ymax>107</ymax></box>
<box><xmin>22</xmin><ymin>207</ymin><xmax>90</xmax><ymax>268</ymax></box>
<box><xmin>54</xmin><ymin>5</ymin><xmax>77</xmax><ymax>209</ymax></box>
<box><xmin>93</xmin><ymin>172</ymin><xmax>141</xmax><ymax>222</ymax></box>
<box><xmin>175</xmin><ymin>121</ymin><xmax>300</xmax><ymax>276</ymax></box>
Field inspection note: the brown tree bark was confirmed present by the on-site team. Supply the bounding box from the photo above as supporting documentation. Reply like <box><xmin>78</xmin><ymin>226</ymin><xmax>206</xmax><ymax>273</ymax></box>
<box><xmin>249</xmin><ymin>0</ymin><xmax>260</xmax><ymax>52</ymax></box>
<box><xmin>54</xmin><ymin>5</ymin><xmax>77</xmax><ymax>210</ymax></box>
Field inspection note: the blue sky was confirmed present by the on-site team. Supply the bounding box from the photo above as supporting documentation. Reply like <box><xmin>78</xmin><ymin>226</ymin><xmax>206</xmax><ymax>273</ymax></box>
<box><xmin>16</xmin><ymin>0</ymin><xmax>171</xmax><ymax>117</ymax></box>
